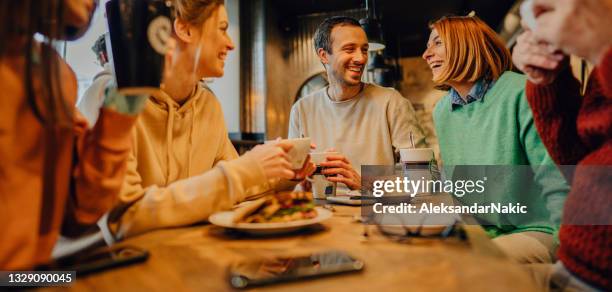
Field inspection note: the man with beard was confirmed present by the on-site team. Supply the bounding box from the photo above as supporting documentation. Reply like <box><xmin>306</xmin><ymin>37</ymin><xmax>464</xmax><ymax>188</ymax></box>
<box><xmin>289</xmin><ymin>16</ymin><xmax>427</xmax><ymax>191</ymax></box>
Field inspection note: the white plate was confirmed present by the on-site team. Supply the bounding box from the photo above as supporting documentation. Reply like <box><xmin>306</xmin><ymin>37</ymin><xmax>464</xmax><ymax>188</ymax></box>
<box><xmin>335</xmin><ymin>188</ymin><xmax>359</xmax><ymax>196</ymax></box>
<box><xmin>379</xmin><ymin>224</ymin><xmax>450</xmax><ymax>236</ymax></box>
<box><xmin>209</xmin><ymin>207</ymin><xmax>333</xmax><ymax>235</ymax></box>
<box><xmin>325</xmin><ymin>196</ymin><xmax>375</xmax><ymax>206</ymax></box>
<box><xmin>372</xmin><ymin>213</ymin><xmax>459</xmax><ymax>236</ymax></box>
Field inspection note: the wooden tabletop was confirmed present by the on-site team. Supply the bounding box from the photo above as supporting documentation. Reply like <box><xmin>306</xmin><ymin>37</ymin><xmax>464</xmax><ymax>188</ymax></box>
<box><xmin>42</xmin><ymin>196</ymin><xmax>539</xmax><ymax>292</ymax></box>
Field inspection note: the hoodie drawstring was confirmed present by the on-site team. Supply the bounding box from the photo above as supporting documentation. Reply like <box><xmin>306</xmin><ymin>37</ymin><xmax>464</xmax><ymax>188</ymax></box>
<box><xmin>158</xmin><ymin>85</ymin><xmax>199</xmax><ymax>184</ymax></box>
<box><xmin>165</xmin><ymin>102</ymin><xmax>175</xmax><ymax>185</ymax></box>
<box><xmin>187</xmin><ymin>99</ymin><xmax>195</xmax><ymax>177</ymax></box>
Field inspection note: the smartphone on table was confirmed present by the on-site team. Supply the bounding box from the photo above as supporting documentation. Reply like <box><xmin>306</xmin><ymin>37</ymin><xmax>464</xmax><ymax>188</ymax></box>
<box><xmin>228</xmin><ymin>250</ymin><xmax>364</xmax><ymax>289</ymax></box>
<box><xmin>52</xmin><ymin>246</ymin><xmax>149</xmax><ymax>276</ymax></box>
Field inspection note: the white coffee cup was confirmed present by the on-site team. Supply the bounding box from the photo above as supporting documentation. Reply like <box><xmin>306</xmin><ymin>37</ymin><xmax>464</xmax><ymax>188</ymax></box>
<box><xmin>399</xmin><ymin>148</ymin><xmax>435</xmax><ymax>164</ymax></box>
<box><xmin>310</xmin><ymin>151</ymin><xmax>340</xmax><ymax>165</ymax></box>
<box><xmin>309</xmin><ymin>175</ymin><xmax>336</xmax><ymax>199</ymax></box>
<box><xmin>265</xmin><ymin>137</ymin><xmax>311</xmax><ymax>169</ymax></box>
<box><xmin>308</xmin><ymin>151</ymin><xmax>340</xmax><ymax>199</ymax></box>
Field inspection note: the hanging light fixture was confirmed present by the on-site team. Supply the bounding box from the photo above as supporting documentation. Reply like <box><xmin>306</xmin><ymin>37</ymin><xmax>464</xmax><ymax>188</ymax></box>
<box><xmin>359</xmin><ymin>0</ymin><xmax>385</xmax><ymax>51</ymax></box>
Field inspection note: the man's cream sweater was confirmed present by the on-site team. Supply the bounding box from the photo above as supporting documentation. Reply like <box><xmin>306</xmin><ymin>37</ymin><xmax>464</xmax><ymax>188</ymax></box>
<box><xmin>289</xmin><ymin>83</ymin><xmax>427</xmax><ymax>171</ymax></box>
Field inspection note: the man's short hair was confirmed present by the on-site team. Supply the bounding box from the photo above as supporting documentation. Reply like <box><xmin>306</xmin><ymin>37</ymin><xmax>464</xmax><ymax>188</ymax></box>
<box><xmin>313</xmin><ymin>16</ymin><xmax>361</xmax><ymax>54</ymax></box>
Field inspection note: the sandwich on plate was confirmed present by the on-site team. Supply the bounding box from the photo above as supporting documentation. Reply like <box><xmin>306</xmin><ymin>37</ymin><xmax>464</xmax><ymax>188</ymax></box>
<box><xmin>233</xmin><ymin>191</ymin><xmax>318</xmax><ymax>223</ymax></box>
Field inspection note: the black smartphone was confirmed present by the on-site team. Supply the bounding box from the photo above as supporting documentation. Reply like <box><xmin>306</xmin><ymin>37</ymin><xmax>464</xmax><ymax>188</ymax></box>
<box><xmin>228</xmin><ymin>250</ymin><xmax>364</xmax><ymax>289</ymax></box>
<box><xmin>53</xmin><ymin>246</ymin><xmax>149</xmax><ymax>276</ymax></box>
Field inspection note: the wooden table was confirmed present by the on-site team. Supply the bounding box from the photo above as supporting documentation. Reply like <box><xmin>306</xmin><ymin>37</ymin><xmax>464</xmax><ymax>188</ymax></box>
<box><xmin>45</xmin><ymin>199</ymin><xmax>539</xmax><ymax>292</ymax></box>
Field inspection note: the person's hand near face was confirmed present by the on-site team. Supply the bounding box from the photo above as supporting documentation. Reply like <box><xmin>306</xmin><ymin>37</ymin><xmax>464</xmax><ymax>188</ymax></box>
<box><xmin>531</xmin><ymin>0</ymin><xmax>612</xmax><ymax>65</ymax></box>
<box><xmin>512</xmin><ymin>26</ymin><xmax>568</xmax><ymax>86</ymax></box>
<box><xmin>319</xmin><ymin>149</ymin><xmax>361</xmax><ymax>190</ymax></box>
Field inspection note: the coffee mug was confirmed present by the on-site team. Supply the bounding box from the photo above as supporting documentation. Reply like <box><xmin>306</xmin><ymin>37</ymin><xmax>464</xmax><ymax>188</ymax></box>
<box><xmin>308</xmin><ymin>152</ymin><xmax>341</xmax><ymax>199</ymax></box>
<box><xmin>106</xmin><ymin>0</ymin><xmax>173</xmax><ymax>96</ymax></box>
<box><xmin>265</xmin><ymin>138</ymin><xmax>311</xmax><ymax>170</ymax></box>
<box><xmin>308</xmin><ymin>174</ymin><xmax>336</xmax><ymax>199</ymax></box>
<box><xmin>310</xmin><ymin>151</ymin><xmax>341</xmax><ymax>165</ymax></box>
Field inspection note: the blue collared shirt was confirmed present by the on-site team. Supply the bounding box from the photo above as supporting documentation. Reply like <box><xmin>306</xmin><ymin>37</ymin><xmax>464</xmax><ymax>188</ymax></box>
<box><xmin>449</xmin><ymin>79</ymin><xmax>494</xmax><ymax>109</ymax></box>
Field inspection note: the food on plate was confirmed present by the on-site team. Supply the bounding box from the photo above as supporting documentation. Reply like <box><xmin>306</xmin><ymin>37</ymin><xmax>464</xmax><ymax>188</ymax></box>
<box><xmin>233</xmin><ymin>191</ymin><xmax>317</xmax><ymax>223</ymax></box>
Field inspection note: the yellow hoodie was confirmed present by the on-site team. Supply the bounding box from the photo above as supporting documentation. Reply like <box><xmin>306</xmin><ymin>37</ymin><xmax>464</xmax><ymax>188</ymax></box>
<box><xmin>102</xmin><ymin>83</ymin><xmax>274</xmax><ymax>241</ymax></box>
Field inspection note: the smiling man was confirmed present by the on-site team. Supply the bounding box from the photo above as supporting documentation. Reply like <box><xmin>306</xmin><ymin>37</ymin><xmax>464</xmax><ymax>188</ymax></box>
<box><xmin>288</xmin><ymin>16</ymin><xmax>427</xmax><ymax>191</ymax></box>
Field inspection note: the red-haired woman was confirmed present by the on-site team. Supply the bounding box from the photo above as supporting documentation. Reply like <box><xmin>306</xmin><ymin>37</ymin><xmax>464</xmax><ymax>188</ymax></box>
<box><xmin>422</xmin><ymin>15</ymin><xmax>568</xmax><ymax>264</ymax></box>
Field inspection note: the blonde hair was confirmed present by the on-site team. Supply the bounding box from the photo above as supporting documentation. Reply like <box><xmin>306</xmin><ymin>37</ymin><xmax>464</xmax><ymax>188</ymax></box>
<box><xmin>172</xmin><ymin>0</ymin><xmax>224</xmax><ymax>26</ymax></box>
<box><xmin>430</xmin><ymin>15</ymin><xmax>512</xmax><ymax>87</ymax></box>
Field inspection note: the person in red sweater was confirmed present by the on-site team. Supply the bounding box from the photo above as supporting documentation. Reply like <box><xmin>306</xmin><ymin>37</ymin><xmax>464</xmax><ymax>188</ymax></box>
<box><xmin>512</xmin><ymin>0</ymin><xmax>611</xmax><ymax>290</ymax></box>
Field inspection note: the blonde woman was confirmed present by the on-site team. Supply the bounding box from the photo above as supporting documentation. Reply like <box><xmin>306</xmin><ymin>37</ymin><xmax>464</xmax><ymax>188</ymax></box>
<box><xmin>422</xmin><ymin>15</ymin><xmax>568</xmax><ymax>264</ymax></box>
<box><xmin>85</xmin><ymin>0</ymin><xmax>313</xmax><ymax>242</ymax></box>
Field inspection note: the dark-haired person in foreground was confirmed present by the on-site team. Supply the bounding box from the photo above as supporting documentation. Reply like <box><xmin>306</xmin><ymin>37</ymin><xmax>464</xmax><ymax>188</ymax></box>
<box><xmin>0</xmin><ymin>0</ymin><xmax>143</xmax><ymax>269</ymax></box>
<box><xmin>288</xmin><ymin>16</ymin><xmax>427</xmax><ymax>191</ymax></box>
<box><xmin>513</xmin><ymin>0</ymin><xmax>612</xmax><ymax>290</ymax></box>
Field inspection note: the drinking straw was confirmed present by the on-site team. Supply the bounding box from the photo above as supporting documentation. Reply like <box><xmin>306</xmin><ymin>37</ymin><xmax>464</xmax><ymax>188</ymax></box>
<box><xmin>410</xmin><ymin>131</ymin><xmax>415</xmax><ymax>148</ymax></box>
